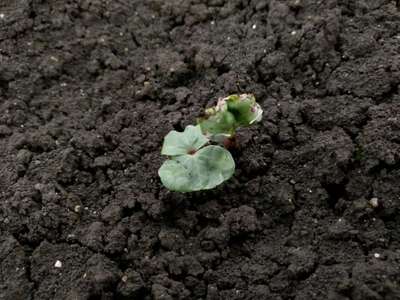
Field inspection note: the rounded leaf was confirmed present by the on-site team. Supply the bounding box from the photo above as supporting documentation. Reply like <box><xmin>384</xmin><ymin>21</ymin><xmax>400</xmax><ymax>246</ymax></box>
<box><xmin>161</xmin><ymin>125</ymin><xmax>209</xmax><ymax>156</ymax></box>
<box><xmin>158</xmin><ymin>159</ymin><xmax>193</xmax><ymax>192</ymax></box>
<box><xmin>158</xmin><ymin>145</ymin><xmax>235</xmax><ymax>192</ymax></box>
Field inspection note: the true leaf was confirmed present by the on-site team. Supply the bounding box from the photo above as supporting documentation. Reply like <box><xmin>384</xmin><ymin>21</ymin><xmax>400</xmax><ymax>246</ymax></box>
<box><xmin>197</xmin><ymin>94</ymin><xmax>263</xmax><ymax>141</ymax></box>
<box><xmin>226</xmin><ymin>94</ymin><xmax>263</xmax><ymax>126</ymax></box>
<box><xmin>197</xmin><ymin>110</ymin><xmax>236</xmax><ymax>137</ymax></box>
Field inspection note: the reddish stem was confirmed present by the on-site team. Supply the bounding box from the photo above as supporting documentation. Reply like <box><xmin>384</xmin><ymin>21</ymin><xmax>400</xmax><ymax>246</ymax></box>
<box><xmin>223</xmin><ymin>136</ymin><xmax>238</xmax><ymax>150</ymax></box>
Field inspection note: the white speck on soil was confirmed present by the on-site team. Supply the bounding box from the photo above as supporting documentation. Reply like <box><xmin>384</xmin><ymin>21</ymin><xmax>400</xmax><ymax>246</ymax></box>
<box><xmin>252</xmin><ymin>24</ymin><xmax>257</xmax><ymax>29</ymax></box>
<box><xmin>369</xmin><ymin>197</ymin><xmax>379</xmax><ymax>208</ymax></box>
<box><xmin>34</xmin><ymin>183</ymin><xmax>44</xmax><ymax>190</ymax></box>
<box><xmin>374</xmin><ymin>253</ymin><xmax>380</xmax><ymax>258</ymax></box>
<box><xmin>291</xmin><ymin>30</ymin><xmax>296</xmax><ymax>35</ymax></box>
<box><xmin>211</xmin><ymin>21</ymin><xmax>215</xmax><ymax>25</ymax></box>
<box><xmin>74</xmin><ymin>205</ymin><xmax>81</xmax><ymax>213</ymax></box>
<box><xmin>0</xmin><ymin>13</ymin><xmax>5</xmax><ymax>19</ymax></box>
<box><xmin>54</xmin><ymin>260</ymin><xmax>62</xmax><ymax>268</ymax></box>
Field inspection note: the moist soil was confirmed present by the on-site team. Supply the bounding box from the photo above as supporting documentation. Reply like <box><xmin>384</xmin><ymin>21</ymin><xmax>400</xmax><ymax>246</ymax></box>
<box><xmin>1</xmin><ymin>1</ymin><xmax>400</xmax><ymax>299</ymax></box>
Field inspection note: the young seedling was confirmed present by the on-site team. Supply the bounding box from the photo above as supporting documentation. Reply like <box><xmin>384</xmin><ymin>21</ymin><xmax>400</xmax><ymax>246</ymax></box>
<box><xmin>158</xmin><ymin>125</ymin><xmax>235</xmax><ymax>192</ymax></box>
<box><xmin>159</xmin><ymin>94</ymin><xmax>263</xmax><ymax>192</ymax></box>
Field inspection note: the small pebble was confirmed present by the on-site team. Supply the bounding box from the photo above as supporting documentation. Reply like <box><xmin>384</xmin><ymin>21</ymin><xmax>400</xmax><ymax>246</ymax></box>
<box><xmin>252</xmin><ymin>24</ymin><xmax>257</xmax><ymax>29</ymax></box>
<box><xmin>54</xmin><ymin>260</ymin><xmax>62</xmax><ymax>268</ymax></box>
<box><xmin>374</xmin><ymin>253</ymin><xmax>380</xmax><ymax>258</ymax></box>
<box><xmin>0</xmin><ymin>13</ymin><xmax>4</xmax><ymax>19</ymax></box>
<box><xmin>74</xmin><ymin>205</ymin><xmax>81</xmax><ymax>213</ymax></box>
<box><xmin>369</xmin><ymin>197</ymin><xmax>379</xmax><ymax>208</ymax></box>
<box><xmin>34</xmin><ymin>183</ymin><xmax>44</xmax><ymax>191</ymax></box>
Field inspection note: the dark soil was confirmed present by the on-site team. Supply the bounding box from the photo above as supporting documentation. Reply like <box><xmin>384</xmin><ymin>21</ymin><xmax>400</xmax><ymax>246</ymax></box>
<box><xmin>1</xmin><ymin>0</ymin><xmax>400</xmax><ymax>299</ymax></box>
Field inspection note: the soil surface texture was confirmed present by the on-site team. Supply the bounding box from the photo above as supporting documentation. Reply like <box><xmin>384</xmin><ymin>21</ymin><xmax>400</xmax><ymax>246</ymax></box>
<box><xmin>1</xmin><ymin>0</ymin><xmax>400</xmax><ymax>299</ymax></box>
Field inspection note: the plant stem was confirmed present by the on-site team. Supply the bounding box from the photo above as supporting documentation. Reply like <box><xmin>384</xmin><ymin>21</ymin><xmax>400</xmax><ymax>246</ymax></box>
<box><xmin>223</xmin><ymin>136</ymin><xmax>238</xmax><ymax>150</ymax></box>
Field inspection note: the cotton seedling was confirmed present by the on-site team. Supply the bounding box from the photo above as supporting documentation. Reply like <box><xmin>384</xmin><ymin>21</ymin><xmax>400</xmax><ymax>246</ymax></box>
<box><xmin>159</xmin><ymin>94</ymin><xmax>263</xmax><ymax>192</ymax></box>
